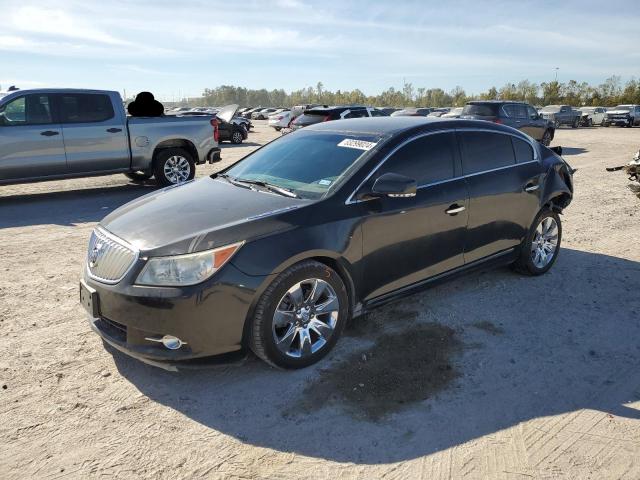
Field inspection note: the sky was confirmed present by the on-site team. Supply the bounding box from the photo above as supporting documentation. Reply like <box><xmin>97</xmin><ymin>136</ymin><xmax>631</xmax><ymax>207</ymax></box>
<box><xmin>1</xmin><ymin>0</ymin><xmax>639</xmax><ymax>101</ymax></box>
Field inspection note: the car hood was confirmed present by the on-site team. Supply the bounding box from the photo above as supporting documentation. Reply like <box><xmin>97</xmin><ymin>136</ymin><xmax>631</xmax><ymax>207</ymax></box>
<box><xmin>100</xmin><ymin>177</ymin><xmax>307</xmax><ymax>256</ymax></box>
<box><xmin>607</xmin><ymin>109</ymin><xmax>631</xmax><ymax>115</ymax></box>
<box><xmin>216</xmin><ymin>104</ymin><xmax>239</xmax><ymax>123</ymax></box>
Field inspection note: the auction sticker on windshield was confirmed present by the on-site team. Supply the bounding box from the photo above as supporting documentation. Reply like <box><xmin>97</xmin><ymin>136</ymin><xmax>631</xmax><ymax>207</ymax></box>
<box><xmin>337</xmin><ymin>139</ymin><xmax>377</xmax><ymax>151</ymax></box>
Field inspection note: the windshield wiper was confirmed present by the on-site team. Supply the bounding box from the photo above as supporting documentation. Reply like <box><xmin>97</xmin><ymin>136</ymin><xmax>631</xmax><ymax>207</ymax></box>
<box><xmin>216</xmin><ymin>173</ymin><xmax>254</xmax><ymax>190</ymax></box>
<box><xmin>234</xmin><ymin>179</ymin><xmax>299</xmax><ymax>198</ymax></box>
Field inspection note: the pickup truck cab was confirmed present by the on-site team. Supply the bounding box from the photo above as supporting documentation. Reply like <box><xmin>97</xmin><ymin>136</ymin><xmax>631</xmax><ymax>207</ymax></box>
<box><xmin>0</xmin><ymin>89</ymin><xmax>229</xmax><ymax>186</ymax></box>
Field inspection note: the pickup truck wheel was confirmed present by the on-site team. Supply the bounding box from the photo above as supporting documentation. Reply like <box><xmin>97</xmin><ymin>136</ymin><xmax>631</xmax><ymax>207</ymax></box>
<box><xmin>571</xmin><ymin>118</ymin><xmax>578</xmax><ymax>128</ymax></box>
<box><xmin>154</xmin><ymin>148</ymin><xmax>195</xmax><ymax>186</ymax></box>
<box><xmin>554</xmin><ymin>119</ymin><xmax>561</xmax><ymax>128</ymax></box>
<box><xmin>231</xmin><ymin>130</ymin><xmax>244</xmax><ymax>144</ymax></box>
<box><xmin>124</xmin><ymin>171</ymin><xmax>153</xmax><ymax>183</ymax></box>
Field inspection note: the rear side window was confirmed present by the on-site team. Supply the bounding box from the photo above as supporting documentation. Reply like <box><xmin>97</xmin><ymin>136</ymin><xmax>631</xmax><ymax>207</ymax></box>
<box><xmin>0</xmin><ymin>94</ymin><xmax>52</xmax><ymax>125</ymax></box>
<box><xmin>512</xmin><ymin>137</ymin><xmax>535</xmax><ymax>163</ymax></box>
<box><xmin>377</xmin><ymin>133</ymin><xmax>456</xmax><ymax>185</ymax></box>
<box><xmin>293</xmin><ymin>112</ymin><xmax>327</xmax><ymax>126</ymax></box>
<box><xmin>462</xmin><ymin>103</ymin><xmax>499</xmax><ymax>117</ymax></box>
<box><xmin>460</xmin><ymin>131</ymin><xmax>515</xmax><ymax>174</ymax></box>
<box><xmin>343</xmin><ymin>109</ymin><xmax>368</xmax><ymax>119</ymax></box>
<box><xmin>370</xmin><ymin>109</ymin><xmax>387</xmax><ymax>117</ymax></box>
<box><xmin>60</xmin><ymin>94</ymin><xmax>114</xmax><ymax>123</ymax></box>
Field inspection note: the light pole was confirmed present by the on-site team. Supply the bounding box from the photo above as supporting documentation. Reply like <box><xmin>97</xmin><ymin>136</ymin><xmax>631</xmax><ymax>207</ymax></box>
<box><xmin>554</xmin><ymin>67</ymin><xmax>559</xmax><ymax>82</ymax></box>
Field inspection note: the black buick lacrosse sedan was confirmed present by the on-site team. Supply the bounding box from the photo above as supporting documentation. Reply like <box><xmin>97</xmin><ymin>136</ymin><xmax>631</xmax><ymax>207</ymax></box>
<box><xmin>80</xmin><ymin>117</ymin><xmax>573</xmax><ymax>369</ymax></box>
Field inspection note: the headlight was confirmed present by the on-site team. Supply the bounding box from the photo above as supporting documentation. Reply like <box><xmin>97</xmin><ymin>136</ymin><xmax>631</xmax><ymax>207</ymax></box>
<box><xmin>136</xmin><ymin>242</ymin><xmax>244</xmax><ymax>286</ymax></box>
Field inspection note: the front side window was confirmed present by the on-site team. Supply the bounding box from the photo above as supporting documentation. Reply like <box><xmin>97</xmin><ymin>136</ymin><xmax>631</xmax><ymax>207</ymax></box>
<box><xmin>60</xmin><ymin>94</ymin><xmax>114</xmax><ymax>123</ymax></box>
<box><xmin>370</xmin><ymin>109</ymin><xmax>387</xmax><ymax>117</ymax></box>
<box><xmin>460</xmin><ymin>131</ymin><xmax>515</xmax><ymax>175</ymax></box>
<box><xmin>0</xmin><ymin>94</ymin><xmax>52</xmax><ymax>126</ymax></box>
<box><xmin>376</xmin><ymin>133</ymin><xmax>456</xmax><ymax>186</ymax></box>
<box><xmin>527</xmin><ymin>106</ymin><xmax>539</xmax><ymax>119</ymax></box>
<box><xmin>224</xmin><ymin>130</ymin><xmax>380</xmax><ymax>199</ymax></box>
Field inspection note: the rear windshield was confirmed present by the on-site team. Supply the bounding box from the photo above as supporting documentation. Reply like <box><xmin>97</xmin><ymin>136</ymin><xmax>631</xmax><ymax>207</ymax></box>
<box><xmin>223</xmin><ymin>130</ymin><xmax>380</xmax><ymax>200</ymax></box>
<box><xmin>293</xmin><ymin>112</ymin><xmax>328</xmax><ymax>126</ymax></box>
<box><xmin>462</xmin><ymin>103</ymin><xmax>499</xmax><ymax>117</ymax></box>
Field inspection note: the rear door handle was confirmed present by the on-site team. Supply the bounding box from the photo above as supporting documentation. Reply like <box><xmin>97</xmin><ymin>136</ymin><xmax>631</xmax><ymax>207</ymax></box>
<box><xmin>40</xmin><ymin>130</ymin><xmax>59</xmax><ymax>136</ymax></box>
<box><xmin>524</xmin><ymin>184</ymin><xmax>540</xmax><ymax>192</ymax></box>
<box><xmin>106</xmin><ymin>128</ymin><xmax>122</xmax><ymax>133</ymax></box>
<box><xmin>445</xmin><ymin>204</ymin><xmax>466</xmax><ymax>215</ymax></box>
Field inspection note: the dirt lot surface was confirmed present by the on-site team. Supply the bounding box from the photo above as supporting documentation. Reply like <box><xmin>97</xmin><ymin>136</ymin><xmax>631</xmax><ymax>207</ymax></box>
<box><xmin>1</xmin><ymin>122</ymin><xmax>639</xmax><ymax>479</ymax></box>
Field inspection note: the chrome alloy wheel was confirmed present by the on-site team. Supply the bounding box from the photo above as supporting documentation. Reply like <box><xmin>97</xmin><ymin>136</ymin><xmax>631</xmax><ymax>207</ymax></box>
<box><xmin>272</xmin><ymin>278</ymin><xmax>340</xmax><ymax>359</ymax></box>
<box><xmin>163</xmin><ymin>155</ymin><xmax>191</xmax><ymax>184</ymax></box>
<box><xmin>531</xmin><ymin>217</ymin><xmax>559</xmax><ymax>268</ymax></box>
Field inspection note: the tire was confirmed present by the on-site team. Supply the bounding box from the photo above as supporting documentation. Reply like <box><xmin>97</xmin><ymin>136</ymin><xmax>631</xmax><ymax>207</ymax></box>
<box><xmin>627</xmin><ymin>118</ymin><xmax>635</xmax><ymax>128</ymax></box>
<box><xmin>587</xmin><ymin>118</ymin><xmax>593</xmax><ymax>127</ymax></box>
<box><xmin>513</xmin><ymin>209</ymin><xmax>562</xmax><ymax>276</ymax></box>
<box><xmin>231</xmin><ymin>130</ymin><xmax>244</xmax><ymax>144</ymax></box>
<box><xmin>571</xmin><ymin>118</ymin><xmax>578</xmax><ymax>128</ymax></box>
<box><xmin>153</xmin><ymin>148</ymin><xmax>195</xmax><ymax>187</ymax></box>
<box><xmin>541</xmin><ymin>129</ymin><xmax>552</xmax><ymax>146</ymax></box>
<box><xmin>249</xmin><ymin>260</ymin><xmax>349</xmax><ymax>369</ymax></box>
<box><xmin>554</xmin><ymin>119</ymin><xmax>561</xmax><ymax>128</ymax></box>
<box><xmin>275</xmin><ymin>127</ymin><xmax>282</xmax><ymax>131</ymax></box>
<box><xmin>124</xmin><ymin>171</ymin><xmax>153</xmax><ymax>183</ymax></box>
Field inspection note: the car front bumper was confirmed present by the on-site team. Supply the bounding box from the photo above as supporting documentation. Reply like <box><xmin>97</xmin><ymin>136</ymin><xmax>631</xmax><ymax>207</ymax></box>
<box><xmin>81</xmin><ymin>263</ymin><xmax>269</xmax><ymax>368</ymax></box>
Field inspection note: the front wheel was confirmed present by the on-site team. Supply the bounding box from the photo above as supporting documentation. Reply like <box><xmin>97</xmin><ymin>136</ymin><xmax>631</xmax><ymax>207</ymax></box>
<box><xmin>571</xmin><ymin>118</ymin><xmax>579</xmax><ymax>128</ymax></box>
<box><xmin>153</xmin><ymin>148</ymin><xmax>196</xmax><ymax>187</ymax></box>
<box><xmin>249</xmin><ymin>261</ymin><xmax>349</xmax><ymax>369</ymax></box>
<box><xmin>513</xmin><ymin>209</ymin><xmax>562</xmax><ymax>275</ymax></box>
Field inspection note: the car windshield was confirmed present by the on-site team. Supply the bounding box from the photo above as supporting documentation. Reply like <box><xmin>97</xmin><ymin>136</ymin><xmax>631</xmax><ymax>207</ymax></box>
<box><xmin>222</xmin><ymin>130</ymin><xmax>380</xmax><ymax>200</ymax></box>
<box><xmin>461</xmin><ymin>104</ymin><xmax>499</xmax><ymax>116</ymax></box>
<box><xmin>541</xmin><ymin>106</ymin><xmax>561</xmax><ymax>112</ymax></box>
<box><xmin>613</xmin><ymin>105</ymin><xmax>631</xmax><ymax>111</ymax></box>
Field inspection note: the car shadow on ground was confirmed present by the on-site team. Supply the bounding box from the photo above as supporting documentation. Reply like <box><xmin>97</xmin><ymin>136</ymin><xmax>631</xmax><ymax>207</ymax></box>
<box><xmin>560</xmin><ymin>147</ymin><xmax>588</xmax><ymax>156</ymax></box>
<box><xmin>221</xmin><ymin>141</ymin><xmax>262</xmax><ymax>148</ymax></box>
<box><xmin>111</xmin><ymin>248</ymin><xmax>640</xmax><ymax>464</ymax></box>
<box><xmin>0</xmin><ymin>183</ymin><xmax>155</xmax><ymax>228</ymax></box>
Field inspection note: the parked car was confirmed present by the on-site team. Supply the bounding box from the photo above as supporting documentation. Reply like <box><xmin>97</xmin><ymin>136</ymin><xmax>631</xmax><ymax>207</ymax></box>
<box><xmin>0</xmin><ymin>89</ymin><xmax>228</xmax><ymax>186</ymax></box>
<box><xmin>175</xmin><ymin>107</ymin><xmax>248</xmax><ymax>144</ymax></box>
<box><xmin>461</xmin><ymin>101</ymin><xmax>555</xmax><ymax>146</ymax></box>
<box><xmin>427</xmin><ymin>108</ymin><xmax>451</xmax><ymax>118</ymax></box>
<box><xmin>268</xmin><ymin>110</ymin><xmax>292</xmax><ymax>131</ymax></box>
<box><xmin>576</xmin><ymin>107</ymin><xmax>607</xmax><ymax>127</ymax></box>
<box><xmin>603</xmin><ymin>105</ymin><xmax>640</xmax><ymax>127</ymax></box>
<box><xmin>242</xmin><ymin>107</ymin><xmax>264</xmax><ymax>119</ymax></box>
<box><xmin>441</xmin><ymin>107</ymin><xmax>463</xmax><ymax>118</ymax></box>
<box><xmin>291</xmin><ymin>105</ymin><xmax>387</xmax><ymax>130</ymax></box>
<box><xmin>252</xmin><ymin>108</ymin><xmax>278</xmax><ymax>120</ymax></box>
<box><xmin>375</xmin><ymin>107</ymin><xmax>400</xmax><ymax>115</ymax></box>
<box><xmin>391</xmin><ymin>108</ymin><xmax>433</xmax><ymax>117</ymax></box>
<box><xmin>80</xmin><ymin>116</ymin><xmax>573</xmax><ymax>369</ymax></box>
<box><xmin>232</xmin><ymin>116</ymin><xmax>252</xmax><ymax>132</ymax></box>
<box><xmin>539</xmin><ymin>105</ymin><xmax>581</xmax><ymax>128</ymax></box>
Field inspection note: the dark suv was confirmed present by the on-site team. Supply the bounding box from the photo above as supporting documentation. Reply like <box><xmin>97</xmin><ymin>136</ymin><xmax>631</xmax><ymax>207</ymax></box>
<box><xmin>461</xmin><ymin>101</ymin><xmax>555</xmax><ymax>146</ymax></box>
<box><xmin>291</xmin><ymin>106</ymin><xmax>387</xmax><ymax>130</ymax></box>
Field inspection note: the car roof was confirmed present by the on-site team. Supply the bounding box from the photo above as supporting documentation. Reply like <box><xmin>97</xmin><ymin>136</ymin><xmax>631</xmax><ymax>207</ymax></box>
<box><xmin>467</xmin><ymin>100</ymin><xmax>529</xmax><ymax>105</ymax></box>
<box><xmin>305</xmin><ymin>116</ymin><xmax>530</xmax><ymax>138</ymax></box>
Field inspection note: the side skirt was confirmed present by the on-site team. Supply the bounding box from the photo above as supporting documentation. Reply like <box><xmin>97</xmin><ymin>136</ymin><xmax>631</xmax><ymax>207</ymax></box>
<box><xmin>357</xmin><ymin>247</ymin><xmax>518</xmax><ymax>315</ymax></box>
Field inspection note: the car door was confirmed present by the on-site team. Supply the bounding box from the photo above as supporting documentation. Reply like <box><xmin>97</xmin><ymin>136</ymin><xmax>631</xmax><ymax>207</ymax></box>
<box><xmin>0</xmin><ymin>93</ymin><xmax>67</xmax><ymax>181</ymax></box>
<box><xmin>56</xmin><ymin>93</ymin><xmax>130</xmax><ymax>173</ymax></box>
<box><xmin>357</xmin><ymin>131</ymin><xmax>469</xmax><ymax>301</ymax></box>
<box><xmin>458</xmin><ymin>129</ymin><xmax>541</xmax><ymax>263</ymax></box>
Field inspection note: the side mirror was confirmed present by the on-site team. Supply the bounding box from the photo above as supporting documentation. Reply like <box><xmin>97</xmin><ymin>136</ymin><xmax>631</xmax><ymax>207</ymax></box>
<box><xmin>370</xmin><ymin>172</ymin><xmax>417</xmax><ymax>198</ymax></box>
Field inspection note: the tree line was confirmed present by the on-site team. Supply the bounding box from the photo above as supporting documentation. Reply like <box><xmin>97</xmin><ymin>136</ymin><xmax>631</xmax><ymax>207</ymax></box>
<box><xmin>195</xmin><ymin>76</ymin><xmax>640</xmax><ymax>108</ymax></box>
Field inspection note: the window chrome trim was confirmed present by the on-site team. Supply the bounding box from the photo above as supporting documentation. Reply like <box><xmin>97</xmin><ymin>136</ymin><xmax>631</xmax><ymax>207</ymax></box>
<box><xmin>345</xmin><ymin>127</ymin><xmax>540</xmax><ymax>205</ymax></box>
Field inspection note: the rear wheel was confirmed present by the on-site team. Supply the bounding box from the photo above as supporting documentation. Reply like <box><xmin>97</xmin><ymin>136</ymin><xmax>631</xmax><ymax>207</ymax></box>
<box><xmin>153</xmin><ymin>148</ymin><xmax>195</xmax><ymax>187</ymax></box>
<box><xmin>231</xmin><ymin>130</ymin><xmax>244</xmax><ymax>144</ymax></box>
<box><xmin>571</xmin><ymin>118</ymin><xmax>579</xmax><ymax>128</ymax></box>
<box><xmin>513</xmin><ymin>209</ymin><xmax>562</xmax><ymax>275</ymax></box>
<box><xmin>249</xmin><ymin>261</ymin><xmax>349</xmax><ymax>369</ymax></box>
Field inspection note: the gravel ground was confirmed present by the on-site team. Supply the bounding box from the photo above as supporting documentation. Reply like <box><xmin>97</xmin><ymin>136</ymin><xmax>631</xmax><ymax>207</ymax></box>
<box><xmin>1</xmin><ymin>122</ymin><xmax>639</xmax><ymax>479</ymax></box>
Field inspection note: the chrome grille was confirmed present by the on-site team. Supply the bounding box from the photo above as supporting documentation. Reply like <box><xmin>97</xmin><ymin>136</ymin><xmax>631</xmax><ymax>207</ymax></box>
<box><xmin>87</xmin><ymin>228</ymin><xmax>137</xmax><ymax>283</ymax></box>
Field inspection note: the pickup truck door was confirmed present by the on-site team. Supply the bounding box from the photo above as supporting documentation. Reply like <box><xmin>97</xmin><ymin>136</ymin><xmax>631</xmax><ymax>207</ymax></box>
<box><xmin>0</xmin><ymin>93</ymin><xmax>67</xmax><ymax>181</ymax></box>
<box><xmin>55</xmin><ymin>93</ymin><xmax>130</xmax><ymax>173</ymax></box>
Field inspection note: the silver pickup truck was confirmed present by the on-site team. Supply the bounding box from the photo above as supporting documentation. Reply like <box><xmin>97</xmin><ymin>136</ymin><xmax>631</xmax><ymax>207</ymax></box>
<box><xmin>0</xmin><ymin>89</ymin><xmax>232</xmax><ymax>186</ymax></box>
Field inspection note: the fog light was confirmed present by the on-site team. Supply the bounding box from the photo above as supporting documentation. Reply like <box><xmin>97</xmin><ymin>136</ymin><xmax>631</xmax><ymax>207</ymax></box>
<box><xmin>145</xmin><ymin>335</ymin><xmax>187</xmax><ymax>350</ymax></box>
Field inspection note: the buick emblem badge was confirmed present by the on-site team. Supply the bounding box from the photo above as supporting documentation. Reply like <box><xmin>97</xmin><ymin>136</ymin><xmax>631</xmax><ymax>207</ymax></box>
<box><xmin>89</xmin><ymin>242</ymin><xmax>103</xmax><ymax>268</ymax></box>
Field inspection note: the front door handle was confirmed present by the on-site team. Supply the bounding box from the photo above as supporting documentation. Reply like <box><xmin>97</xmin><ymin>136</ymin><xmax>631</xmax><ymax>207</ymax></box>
<box><xmin>445</xmin><ymin>204</ymin><xmax>466</xmax><ymax>215</ymax></box>
<box><xmin>524</xmin><ymin>184</ymin><xmax>540</xmax><ymax>192</ymax></box>
<box><xmin>40</xmin><ymin>130</ymin><xmax>59</xmax><ymax>136</ymax></box>
<box><xmin>106</xmin><ymin>128</ymin><xmax>122</xmax><ymax>133</ymax></box>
